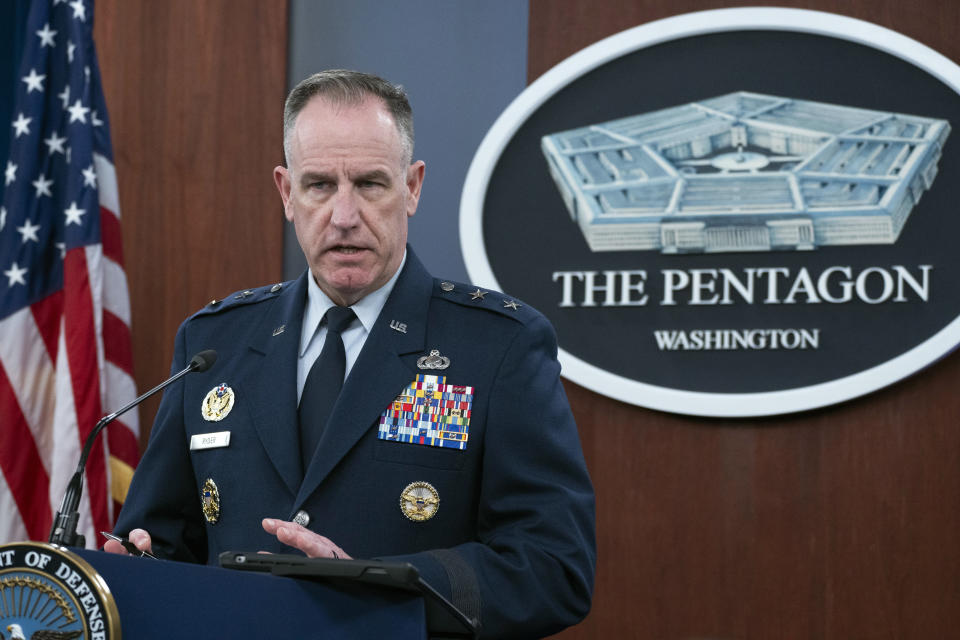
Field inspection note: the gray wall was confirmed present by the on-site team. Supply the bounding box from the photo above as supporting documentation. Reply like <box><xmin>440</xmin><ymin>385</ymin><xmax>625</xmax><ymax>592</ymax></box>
<box><xmin>284</xmin><ymin>0</ymin><xmax>529</xmax><ymax>284</ymax></box>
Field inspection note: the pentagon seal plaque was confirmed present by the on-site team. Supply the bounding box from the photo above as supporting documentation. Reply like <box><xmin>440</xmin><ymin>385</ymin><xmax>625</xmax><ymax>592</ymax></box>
<box><xmin>0</xmin><ymin>541</ymin><xmax>120</xmax><ymax>639</ymax></box>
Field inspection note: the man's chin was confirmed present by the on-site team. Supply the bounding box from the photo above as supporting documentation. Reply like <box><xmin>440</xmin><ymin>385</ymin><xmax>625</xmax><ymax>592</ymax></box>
<box><xmin>313</xmin><ymin>269</ymin><xmax>376</xmax><ymax>305</ymax></box>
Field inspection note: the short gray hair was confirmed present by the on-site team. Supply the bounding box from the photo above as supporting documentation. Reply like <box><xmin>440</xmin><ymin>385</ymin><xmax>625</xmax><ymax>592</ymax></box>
<box><xmin>283</xmin><ymin>69</ymin><xmax>414</xmax><ymax>166</ymax></box>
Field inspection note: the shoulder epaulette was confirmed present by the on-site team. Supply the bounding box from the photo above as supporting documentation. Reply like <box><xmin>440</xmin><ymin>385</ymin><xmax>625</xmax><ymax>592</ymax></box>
<box><xmin>430</xmin><ymin>278</ymin><xmax>539</xmax><ymax>324</ymax></box>
<box><xmin>190</xmin><ymin>281</ymin><xmax>290</xmax><ymax>319</ymax></box>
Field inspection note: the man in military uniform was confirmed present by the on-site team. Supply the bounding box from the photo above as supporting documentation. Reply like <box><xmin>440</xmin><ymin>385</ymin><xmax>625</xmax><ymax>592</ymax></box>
<box><xmin>107</xmin><ymin>70</ymin><xmax>595</xmax><ymax>639</ymax></box>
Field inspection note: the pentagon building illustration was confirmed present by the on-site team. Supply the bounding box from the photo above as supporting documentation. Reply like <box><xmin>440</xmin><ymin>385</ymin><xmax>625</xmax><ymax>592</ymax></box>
<box><xmin>541</xmin><ymin>92</ymin><xmax>950</xmax><ymax>253</ymax></box>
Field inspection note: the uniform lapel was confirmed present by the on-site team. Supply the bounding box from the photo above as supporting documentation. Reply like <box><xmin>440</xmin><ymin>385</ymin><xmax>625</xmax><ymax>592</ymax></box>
<box><xmin>294</xmin><ymin>251</ymin><xmax>432</xmax><ymax>508</ymax></box>
<box><xmin>245</xmin><ymin>273</ymin><xmax>309</xmax><ymax>495</ymax></box>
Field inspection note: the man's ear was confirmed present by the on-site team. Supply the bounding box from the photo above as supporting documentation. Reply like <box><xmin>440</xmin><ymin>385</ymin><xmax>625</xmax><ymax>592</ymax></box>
<box><xmin>274</xmin><ymin>165</ymin><xmax>293</xmax><ymax>221</ymax></box>
<box><xmin>406</xmin><ymin>160</ymin><xmax>426</xmax><ymax>218</ymax></box>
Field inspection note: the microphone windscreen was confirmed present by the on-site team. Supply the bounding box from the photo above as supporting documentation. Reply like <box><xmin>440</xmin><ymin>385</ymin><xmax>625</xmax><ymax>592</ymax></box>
<box><xmin>190</xmin><ymin>349</ymin><xmax>218</xmax><ymax>372</ymax></box>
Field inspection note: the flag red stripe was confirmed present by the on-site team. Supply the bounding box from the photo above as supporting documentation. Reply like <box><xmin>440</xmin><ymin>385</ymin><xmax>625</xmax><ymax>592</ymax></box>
<box><xmin>29</xmin><ymin>291</ymin><xmax>65</xmax><ymax>365</ymax></box>
<box><xmin>100</xmin><ymin>205</ymin><xmax>125</xmax><ymax>266</ymax></box>
<box><xmin>106</xmin><ymin>418</ymin><xmax>140</xmax><ymax>467</ymax></box>
<box><xmin>62</xmin><ymin>249</ymin><xmax>110</xmax><ymax>535</ymax></box>
<box><xmin>0</xmin><ymin>362</ymin><xmax>53</xmax><ymax>540</ymax></box>
<box><xmin>102</xmin><ymin>309</ymin><xmax>134</xmax><ymax>378</ymax></box>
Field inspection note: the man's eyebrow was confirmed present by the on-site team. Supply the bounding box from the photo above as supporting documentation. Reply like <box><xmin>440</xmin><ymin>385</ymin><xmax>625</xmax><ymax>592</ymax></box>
<box><xmin>354</xmin><ymin>169</ymin><xmax>392</xmax><ymax>183</ymax></box>
<box><xmin>299</xmin><ymin>171</ymin><xmax>334</xmax><ymax>185</ymax></box>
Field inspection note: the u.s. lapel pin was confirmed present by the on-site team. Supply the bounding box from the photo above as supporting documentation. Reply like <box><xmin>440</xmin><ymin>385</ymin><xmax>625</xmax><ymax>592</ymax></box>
<box><xmin>390</xmin><ymin>319</ymin><xmax>408</xmax><ymax>334</ymax></box>
<box><xmin>273</xmin><ymin>324</ymin><xmax>286</xmax><ymax>336</ymax></box>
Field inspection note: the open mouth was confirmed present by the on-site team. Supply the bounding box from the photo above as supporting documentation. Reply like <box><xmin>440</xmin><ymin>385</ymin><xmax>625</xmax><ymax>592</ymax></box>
<box><xmin>330</xmin><ymin>245</ymin><xmax>366</xmax><ymax>255</ymax></box>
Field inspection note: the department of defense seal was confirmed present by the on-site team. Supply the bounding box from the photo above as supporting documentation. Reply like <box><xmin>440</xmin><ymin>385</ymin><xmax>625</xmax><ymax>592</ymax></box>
<box><xmin>201</xmin><ymin>383</ymin><xmax>235</xmax><ymax>422</ymax></box>
<box><xmin>0</xmin><ymin>541</ymin><xmax>120</xmax><ymax>640</ymax></box>
<box><xmin>399</xmin><ymin>481</ymin><xmax>440</xmax><ymax>522</ymax></box>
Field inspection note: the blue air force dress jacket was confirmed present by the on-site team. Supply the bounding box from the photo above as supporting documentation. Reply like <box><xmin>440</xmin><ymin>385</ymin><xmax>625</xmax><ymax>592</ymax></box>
<box><xmin>114</xmin><ymin>249</ymin><xmax>596</xmax><ymax>639</ymax></box>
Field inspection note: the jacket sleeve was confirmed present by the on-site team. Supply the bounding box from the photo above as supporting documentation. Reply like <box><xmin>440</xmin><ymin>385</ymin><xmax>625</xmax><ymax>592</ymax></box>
<box><xmin>113</xmin><ymin>320</ymin><xmax>208</xmax><ymax>562</ymax></box>
<box><xmin>386</xmin><ymin>314</ymin><xmax>597</xmax><ymax>639</ymax></box>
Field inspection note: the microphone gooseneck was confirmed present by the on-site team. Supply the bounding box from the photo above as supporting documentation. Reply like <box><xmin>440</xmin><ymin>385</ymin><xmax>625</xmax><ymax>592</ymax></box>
<box><xmin>48</xmin><ymin>349</ymin><xmax>218</xmax><ymax>547</ymax></box>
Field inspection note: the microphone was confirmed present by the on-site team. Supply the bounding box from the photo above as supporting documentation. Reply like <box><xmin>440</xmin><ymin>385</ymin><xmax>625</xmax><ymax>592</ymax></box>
<box><xmin>48</xmin><ymin>349</ymin><xmax>217</xmax><ymax>547</ymax></box>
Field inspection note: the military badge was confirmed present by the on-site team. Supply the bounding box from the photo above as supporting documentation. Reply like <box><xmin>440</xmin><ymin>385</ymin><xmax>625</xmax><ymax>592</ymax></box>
<box><xmin>378</xmin><ymin>375</ymin><xmax>473</xmax><ymax>450</ymax></box>
<box><xmin>502</xmin><ymin>299</ymin><xmax>521</xmax><ymax>310</ymax></box>
<box><xmin>201</xmin><ymin>478</ymin><xmax>221</xmax><ymax>524</ymax></box>
<box><xmin>201</xmin><ymin>382</ymin><xmax>235</xmax><ymax>422</ymax></box>
<box><xmin>417</xmin><ymin>349</ymin><xmax>450</xmax><ymax>370</ymax></box>
<box><xmin>400</xmin><ymin>481</ymin><xmax>440</xmax><ymax>522</ymax></box>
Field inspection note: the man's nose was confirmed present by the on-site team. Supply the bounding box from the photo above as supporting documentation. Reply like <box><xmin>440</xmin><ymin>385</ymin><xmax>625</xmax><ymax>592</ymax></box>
<box><xmin>329</xmin><ymin>189</ymin><xmax>360</xmax><ymax>228</ymax></box>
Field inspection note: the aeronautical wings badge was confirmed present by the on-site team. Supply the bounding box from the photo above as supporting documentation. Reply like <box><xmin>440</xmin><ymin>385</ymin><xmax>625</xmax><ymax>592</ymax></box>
<box><xmin>417</xmin><ymin>349</ymin><xmax>450</xmax><ymax>370</ymax></box>
<box><xmin>201</xmin><ymin>383</ymin><xmax>235</xmax><ymax>422</ymax></box>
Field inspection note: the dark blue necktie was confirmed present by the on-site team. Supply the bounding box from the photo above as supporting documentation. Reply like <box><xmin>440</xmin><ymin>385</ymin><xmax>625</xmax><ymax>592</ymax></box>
<box><xmin>298</xmin><ymin>306</ymin><xmax>356</xmax><ymax>469</ymax></box>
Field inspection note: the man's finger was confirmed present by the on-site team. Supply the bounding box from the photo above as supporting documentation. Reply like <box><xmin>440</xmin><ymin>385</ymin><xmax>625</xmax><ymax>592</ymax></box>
<box><xmin>264</xmin><ymin>518</ymin><xmax>350</xmax><ymax>559</ymax></box>
<box><xmin>103</xmin><ymin>539</ymin><xmax>130</xmax><ymax>555</ymax></box>
<box><xmin>128</xmin><ymin>528</ymin><xmax>154</xmax><ymax>553</ymax></box>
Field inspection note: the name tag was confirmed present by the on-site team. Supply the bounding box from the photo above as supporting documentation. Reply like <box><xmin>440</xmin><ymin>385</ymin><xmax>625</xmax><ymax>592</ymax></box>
<box><xmin>190</xmin><ymin>431</ymin><xmax>231</xmax><ymax>450</ymax></box>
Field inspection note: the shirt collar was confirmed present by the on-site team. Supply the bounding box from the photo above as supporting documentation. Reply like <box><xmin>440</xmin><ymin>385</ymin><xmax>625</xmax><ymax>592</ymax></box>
<box><xmin>299</xmin><ymin>251</ymin><xmax>407</xmax><ymax>357</ymax></box>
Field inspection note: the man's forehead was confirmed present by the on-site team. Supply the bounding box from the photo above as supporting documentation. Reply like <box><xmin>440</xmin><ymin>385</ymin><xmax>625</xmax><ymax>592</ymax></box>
<box><xmin>289</xmin><ymin>97</ymin><xmax>403</xmax><ymax>163</ymax></box>
<box><xmin>299</xmin><ymin>95</ymin><xmax>396</xmax><ymax>133</ymax></box>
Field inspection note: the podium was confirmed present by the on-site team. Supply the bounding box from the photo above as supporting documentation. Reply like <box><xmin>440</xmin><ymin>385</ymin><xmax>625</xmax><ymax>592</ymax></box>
<box><xmin>73</xmin><ymin>548</ymin><xmax>459</xmax><ymax>638</ymax></box>
<box><xmin>0</xmin><ymin>541</ymin><xmax>475</xmax><ymax>638</ymax></box>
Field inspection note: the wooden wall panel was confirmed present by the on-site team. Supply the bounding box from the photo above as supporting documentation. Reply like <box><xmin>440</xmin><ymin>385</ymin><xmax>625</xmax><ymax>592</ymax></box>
<box><xmin>92</xmin><ymin>1</ymin><xmax>287</xmax><ymax>443</ymax></box>
<box><xmin>530</xmin><ymin>1</ymin><xmax>960</xmax><ymax>637</ymax></box>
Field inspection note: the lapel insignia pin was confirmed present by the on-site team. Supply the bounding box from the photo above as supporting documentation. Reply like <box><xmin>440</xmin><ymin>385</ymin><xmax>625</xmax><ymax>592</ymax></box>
<box><xmin>390</xmin><ymin>319</ymin><xmax>408</xmax><ymax>333</ymax></box>
<box><xmin>470</xmin><ymin>288</ymin><xmax>487</xmax><ymax>300</ymax></box>
<box><xmin>440</xmin><ymin>282</ymin><xmax>455</xmax><ymax>292</ymax></box>
<box><xmin>273</xmin><ymin>324</ymin><xmax>285</xmax><ymax>336</ymax></box>
<box><xmin>270</xmin><ymin>283</ymin><xmax>282</xmax><ymax>293</ymax></box>
<box><xmin>400</xmin><ymin>481</ymin><xmax>439</xmax><ymax>522</ymax></box>
<box><xmin>201</xmin><ymin>478</ymin><xmax>221</xmax><ymax>524</ymax></box>
<box><xmin>202</xmin><ymin>383</ymin><xmax>235</xmax><ymax>422</ymax></box>
<box><xmin>417</xmin><ymin>349</ymin><xmax>450</xmax><ymax>370</ymax></box>
<box><xmin>503</xmin><ymin>299</ymin><xmax>521</xmax><ymax>310</ymax></box>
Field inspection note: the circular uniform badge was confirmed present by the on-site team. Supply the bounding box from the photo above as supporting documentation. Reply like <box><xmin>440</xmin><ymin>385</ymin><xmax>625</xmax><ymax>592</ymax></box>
<box><xmin>0</xmin><ymin>541</ymin><xmax>120</xmax><ymax>639</ymax></box>
<box><xmin>201</xmin><ymin>383</ymin><xmax>235</xmax><ymax>422</ymax></box>
<box><xmin>399</xmin><ymin>481</ymin><xmax>440</xmax><ymax>522</ymax></box>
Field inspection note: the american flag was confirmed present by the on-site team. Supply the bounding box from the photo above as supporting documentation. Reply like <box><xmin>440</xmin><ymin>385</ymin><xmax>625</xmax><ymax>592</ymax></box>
<box><xmin>1</xmin><ymin>0</ymin><xmax>139</xmax><ymax>546</ymax></box>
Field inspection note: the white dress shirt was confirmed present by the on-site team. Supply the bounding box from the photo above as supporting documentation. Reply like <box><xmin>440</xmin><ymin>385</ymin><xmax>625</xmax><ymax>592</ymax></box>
<box><xmin>296</xmin><ymin>252</ymin><xmax>407</xmax><ymax>402</ymax></box>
